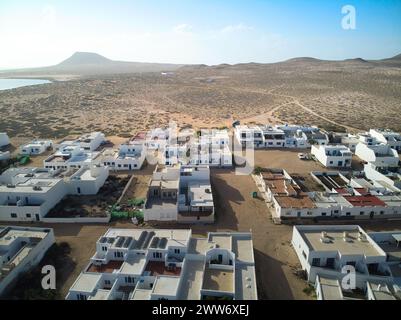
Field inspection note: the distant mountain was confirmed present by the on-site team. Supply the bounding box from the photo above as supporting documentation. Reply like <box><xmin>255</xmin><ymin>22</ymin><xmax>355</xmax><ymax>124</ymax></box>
<box><xmin>0</xmin><ymin>52</ymin><xmax>184</xmax><ymax>78</ymax></box>
<box><xmin>57</xmin><ymin>52</ymin><xmax>113</xmax><ymax>67</ymax></box>
<box><xmin>1</xmin><ymin>52</ymin><xmax>400</xmax><ymax>79</ymax></box>
<box><xmin>283</xmin><ymin>57</ymin><xmax>323</xmax><ymax>63</ymax></box>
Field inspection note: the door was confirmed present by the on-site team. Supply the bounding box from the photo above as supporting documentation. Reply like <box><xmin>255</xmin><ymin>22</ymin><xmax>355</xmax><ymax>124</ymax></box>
<box><xmin>338</xmin><ymin>161</ymin><xmax>343</xmax><ymax>167</ymax></box>
<box><xmin>129</xmin><ymin>164</ymin><xmax>132</xmax><ymax>170</ymax></box>
<box><xmin>35</xmin><ymin>214</ymin><xmax>40</xmax><ymax>222</ymax></box>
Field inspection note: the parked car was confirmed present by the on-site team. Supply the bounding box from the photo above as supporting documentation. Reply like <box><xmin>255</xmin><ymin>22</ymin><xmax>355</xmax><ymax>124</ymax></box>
<box><xmin>298</xmin><ymin>153</ymin><xmax>307</xmax><ymax>160</ymax></box>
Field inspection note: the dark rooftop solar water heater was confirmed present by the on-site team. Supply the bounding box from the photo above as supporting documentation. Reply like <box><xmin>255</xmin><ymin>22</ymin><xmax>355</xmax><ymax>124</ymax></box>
<box><xmin>158</xmin><ymin>238</ymin><xmax>168</xmax><ymax>249</ymax></box>
<box><xmin>142</xmin><ymin>231</ymin><xmax>156</xmax><ymax>249</ymax></box>
<box><xmin>150</xmin><ymin>237</ymin><xmax>160</xmax><ymax>248</ymax></box>
<box><xmin>134</xmin><ymin>231</ymin><xmax>148</xmax><ymax>250</ymax></box>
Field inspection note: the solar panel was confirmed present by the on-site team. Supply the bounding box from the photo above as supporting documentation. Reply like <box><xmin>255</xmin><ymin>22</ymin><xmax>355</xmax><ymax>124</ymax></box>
<box><xmin>134</xmin><ymin>231</ymin><xmax>148</xmax><ymax>249</ymax></box>
<box><xmin>142</xmin><ymin>231</ymin><xmax>155</xmax><ymax>249</ymax></box>
<box><xmin>123</xmin><ymin>237</ymin><xmax>133</xmax><ymax>248</ymax></box>
<box><xmin>115</xmin><ymin>236</ymin><xmax>125</xmax><ymax>248</ymax></box>
<box><xmin>150</xmin><ymin>237</ymin><xmax>160</xmax><ymax>248</ymax></box>
<box><xmin>158</xmin><ymin>237</ymin><xmax>168</xmax><ymax>249</ymax></box>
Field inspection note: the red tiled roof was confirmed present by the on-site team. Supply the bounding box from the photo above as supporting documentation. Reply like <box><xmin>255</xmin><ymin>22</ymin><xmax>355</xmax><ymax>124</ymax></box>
<box><xmin>335</xmin><ymin>188</ymin><xmax>350</xmax><ymax>195</ymax></box>
<box><xmin>344</xmin><ymin>195</ymin><xmax>386</xmax><ymax>207</ymax></box>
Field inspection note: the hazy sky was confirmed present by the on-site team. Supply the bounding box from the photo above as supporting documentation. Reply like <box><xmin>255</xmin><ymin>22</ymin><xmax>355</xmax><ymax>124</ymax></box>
<box><xmin>1</xmin><ymin>0</ymin><xmax>401</xmax><ymax>69</ymax></box>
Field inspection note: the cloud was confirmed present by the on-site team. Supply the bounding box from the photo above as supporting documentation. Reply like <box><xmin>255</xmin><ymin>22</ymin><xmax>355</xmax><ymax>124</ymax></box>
<box><xmin>172</xmin><ymin>24</ymin><xmax>193</xmax><ymax>35</ymax></box>
<box><xmin>220</xmin><ymin>23</ymin><xmax>254</xmax><ymax>34</ymax></box>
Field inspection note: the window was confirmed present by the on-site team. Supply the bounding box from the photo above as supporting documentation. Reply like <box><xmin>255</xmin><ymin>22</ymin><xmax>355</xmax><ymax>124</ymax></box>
<box><xmin>105</xmin><ymin>280</ymin><xmax>111</xmax><ymax>285</ymax></box>
<box><xmin>26</xmin><ymin>214</ymin><xmax>31</xmax><ymax>218</ymax></box>
<box><xmin>312</xmin><ymin>258</ymin><xmax>321</xmax><ymax>267</ymax></box>
<box><xmin>174</xmin><ymin>249</ymin><xmax>180</xmax><ymax>254</ymax></box>
<box><xmin>102</xmin><ymin>246</ymin><xmax>107</xmax><ymax>251</ymax></box>
<box><xmin>153</xmin><ymin>252</ymin><xmax>162</xmax><ymax>259</ymax></box>
<box><xmin>360</xmin><ymin>212</ymin><xmax>364</xmax><ymax>216</ymax></box>
<box><xmin>77</xmin><ymin>294</ymin><xmax>87</xmax><ymax>300</ymax></box>
<box><xmin>11</xmin><ymin>213</ymin><xmax>17</xmax><ymax>218</ymax></box>
<box><xmin>321</xmin><ymin>212</ymin><xmax>327</xmax><ymax>216</ymax></box>
<box><xmin>380</xmin><ymin>211</ymin><xmax>384</xmax><ymax>215</ymax></box>
<box><xmin>302</xmin><ymin>251</ymin><xmax>307</xmax><ymax>259</ymax></box>
<box><xmin>346</xmin><ymin>212</ymin><xmax>351</xmax><ymax>216</ymax></box>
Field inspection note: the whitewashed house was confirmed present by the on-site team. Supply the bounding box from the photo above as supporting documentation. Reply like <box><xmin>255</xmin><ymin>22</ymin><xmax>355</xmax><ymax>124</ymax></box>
<box><xmin>302</xmin><ymin>130</ymin><xmax>329</xmax><ymax>146</ymax></box>
<box><xmin>0</xmin><ymin>166</ymin><xmax>109</xmax><ymax>222</ymax></box>
<box><xmin>20</xmin><ymin>140</ymin><xmax>53</xmax><ymax>156</ymax></box>
<box><xmin>101</xmin><ymin>141</ymin><xmax>146</xmax><ymax>171</ymax></box>
<box><xmin>355</xmin><ymin>143</ymin><xmax>399</xmax><ymax>169</ymax></box>
<box><xmin>144</xmin><ymin>165</ymin><xmax>214</xmax><ymax>223</ymax></box>
<box><xmin>261</xmin><ymin>126</ymin><xmax>286</xmax><ymax>148</ymax></box>
<box><xmin>44</xmin><ymin>144</ymin><xmax>101</xmax><ymax>170</ymax></box>
<box><xmin>235</xmin><ymin>126</ymin><xmax>264</xmax><ymax>148</ymax></box>
<box><xmin>369</xmin><ymin>129</ymin><xmax>401</xmax><ymax>152</ymax></box>
<box><xmin>292</xmin><ymin>225</ymin><xmax>393</xmax><ymax>290</ymax></box>
<box><xmin>66</xmin><ymin>229</ymin><xmax>257</xmax><ymax>300</ymax></box>
<box><xmin>311</xmin><ymin>145</ymin><xmax>353</xmax><ymax>168</ymax></box>
<box><xmin>75</xmin><ymin>132</ymin><xmax>106</xmax><ymax>151</ymax></box>
<box><xmin>0</xmin><ymin>226</ymin><xmax>55</xmax><ymax>296</ymax></box>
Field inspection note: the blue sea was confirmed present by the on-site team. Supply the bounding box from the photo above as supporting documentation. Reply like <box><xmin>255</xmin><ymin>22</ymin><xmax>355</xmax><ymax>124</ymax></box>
<box><xmin>0</xmin><ymin>78</ymin><xmax>51</xmax><ymax>91</ymax></box>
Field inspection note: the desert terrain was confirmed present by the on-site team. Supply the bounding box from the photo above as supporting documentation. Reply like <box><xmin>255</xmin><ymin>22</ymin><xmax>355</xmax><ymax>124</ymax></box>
<box><xmin>1</xmin><ymin>53</ymin><xmax>401</xmax><ymax>140</ymax></box>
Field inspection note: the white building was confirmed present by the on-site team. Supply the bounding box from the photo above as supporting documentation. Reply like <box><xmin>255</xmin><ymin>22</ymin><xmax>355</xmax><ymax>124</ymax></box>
<box><xmin>363</xmin><ymin>162</ymin><xmax>401</xmax><ymax>191</ymax></box>
<box><xmin>261</xmin><ymin>126</ymin><xmax>286</xmax><ymax>148</ymax></box>
<box><xmin>74</xmin><ymin>132</ymin><xmax>106</xmax><ymax>151</ymax></box>
<box><xmin>235</xmin><ymin>125</ymin><xmax>263</xmax><ymax>148</ymax></box>
<box><xmin>311</xmin><ymin>145</ymin><xmax>353</xmax><ymax>168</ymax></box>
<box><xmin>260</xmin><ymin>169</ymin><xmax>401</xmax><ymax>220</ymax></box>
<box><xmin>292</xmin><ymin>225</ymin><xmax>394</xmax><ymax>292</ymax></box>
<box><xmin>0</xmin><ymin>226</ymin><xmax>55</xmax><ymax>296</ymax></box>
<box><xmin>369</xmin><ymin>129</ymin><xmax>401</xmax><ymax>152</ymax></box>
<box><xmin>355</xmin><ymin>142</ymin><xmax>399</xmax><ymax>169</ymax></box>
<box><xmin>144</xmin><ymin>165</ymin><xmax>214</xmax><ymax>223</ymax></box>
<box><xmin>235</xmin><ymin>124</ymin><xmax>325</xmax><ymax>149</ymax></box>
<box><xmin>44</xmin><ymin>144</ymin><xmax>101</xmax><ymax>170</ymax></box>
<box><xmin>0</xmin><ymin>133</ymin><xmax>10</xmax><ymax>148</ymax></box>
<box><xmin>337</xmin><ymin>133</ymin><xmax>360</xmax><ymax>152</ymax></box>
<box><xmin>20</xmin><ymin>140</ymin><xmax>53</xmax><ymax>156</ymax></box>
<box><xmin>190</xmin><ymin>130</ymin><xmax>232</xmax><ymax>167</ymax></box>
<box><xmin>302</xmin><ymin>129</ymin><xmax>329</xmax><ymax>146</ymax></box>
<box><xmin>0</xmin><ymin>166</ymin><xmax>109</xmax><ymax>222</ymax></box>
<box><xmin>66</xmin><ymin>229</ymin><xmax>257</xmax><ymax>300</ymax></box>
<box><xmin>101</xmin><ymin>140</ymin><xmax>146</xmax><ymax>171</ymax></box>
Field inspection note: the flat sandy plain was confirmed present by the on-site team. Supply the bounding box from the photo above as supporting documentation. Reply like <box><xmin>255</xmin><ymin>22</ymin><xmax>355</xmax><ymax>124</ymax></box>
<box><xmin>1</xmin><ymin>57</ymin><xmax>401</xmax><ymax>139</ymax></box>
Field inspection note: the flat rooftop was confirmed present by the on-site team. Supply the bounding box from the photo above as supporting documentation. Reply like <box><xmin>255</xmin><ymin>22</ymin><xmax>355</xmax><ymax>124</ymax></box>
<box><xmin>0</xmin><ymin>227</ymin><xmax>49</xmax><ymax>246</ymax></box>
<box><xmin>120</xmin><ymin>255</ymin><xmax>146</xmax><ymax>275</ymax></box>
<box><xmin>179</xmin><ymin>259</ymin><xmax>205</xmax><ymax>300</ymax></box>
<box><xmin>208</xmin><ymin>234</ymin><xmax>232</xmax><ymax>251</ymax></box>
<box><xmin>343</xmin><ymin>195</ymin><xmax>386</xmax><ymax>207</ymax></box>
<box><xmin>300</xmin><ymin>229</ymin><xmax>383</xmax><ymax>256</ymax></box>
<box><xmin>317</xmin><ymin>276</ymin><xmax>343</xmax><ymax>300</ymax></box>
<box><xmin>274</xmin><ymin>194</ymin><xmax>316</xmax><ymax>209</ymax></box>
<box><xmin>202</xmin><ymin>267</ymin><xmax>234</xmax><ymax>293</ymax></box>
<box><xmin>152</xmin><ymin>276</ymin><xmax>180</xmax><ymax>297</ymax></box>
<box><xmin>70</xmin><ymin>273</ymin><xmax>102</xmax><ymax>293</ymax></box>
<box><xmin>232</xmin><ymin>237</ymin><xmax>254</xmax><ymax>263</ymax></box>
<box><xmin>235</xmin><ymin>265</ymin><xmax>257</xmax><ymax>300</ymax></box>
